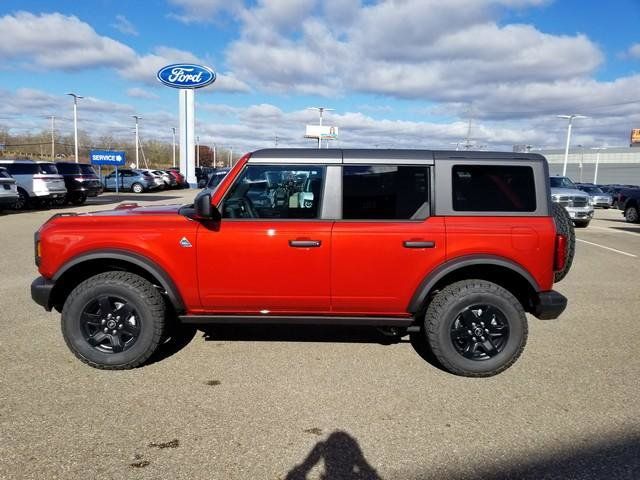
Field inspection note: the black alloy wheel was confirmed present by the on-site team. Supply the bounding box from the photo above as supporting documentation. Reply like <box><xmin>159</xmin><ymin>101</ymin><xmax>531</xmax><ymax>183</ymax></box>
<box><xmin>80</xmin><ymin>295</ymin><xmax>140</xmax><ymax>353</ymax></box>
<box><xmin>450</xmin><ymin>305</ymin><xmax>510</xmax><ymax>360</ymax></box>
<box><xmin>13</xmin><ymin>188</ymin><xmax>28</xmax><ymax>210</ymax></box>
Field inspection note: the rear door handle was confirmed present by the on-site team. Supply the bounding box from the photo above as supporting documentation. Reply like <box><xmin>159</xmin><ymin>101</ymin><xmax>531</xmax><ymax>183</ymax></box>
<box><xmin>289</xmin><ymin>240</ymin><xmax>322</xmax><ymax>248</ymax></box>
<box><xmin>403</xmin><ymin>240</ymin><xmax>435</xmax><ymax>248</ymax></box>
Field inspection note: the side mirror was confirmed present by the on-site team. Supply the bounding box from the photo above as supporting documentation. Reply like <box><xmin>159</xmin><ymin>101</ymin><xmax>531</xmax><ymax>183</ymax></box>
<box><xmin>194</xmin><ymin>193</ymin><xmax>221</xmax><ymax>222</ymax></box>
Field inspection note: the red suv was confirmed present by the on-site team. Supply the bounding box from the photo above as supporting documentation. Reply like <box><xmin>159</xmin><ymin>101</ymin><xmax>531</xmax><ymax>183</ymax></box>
<box><xmin>31</xmin><ymin>149</ymin><xmax>571</xmax><ymax>376</ymax></box>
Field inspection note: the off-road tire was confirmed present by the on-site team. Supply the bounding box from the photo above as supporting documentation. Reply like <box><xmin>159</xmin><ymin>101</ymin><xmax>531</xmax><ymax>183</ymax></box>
<box><xmin>61</xmin><ymin>271</ymin><xmax>165</xmax><ymax>370</ymax></box>
<box><xmin>132</xmin><ymin>183</ymin><xmax>144</xmax><ymax>194</ymax></box>
<box><xmin>625</xmin><ymin>206</ymin><xmax>639</xmax><ymax>223</ymax></box>
<box><xmin>551</xmin><ymin>202</ymin><xmax>575</xmax><ymax>282</ymax></box>
<box><xmin>424</xmin><ymin>280</ymin><xmax>528</xmax><ymax>377</ymax></box>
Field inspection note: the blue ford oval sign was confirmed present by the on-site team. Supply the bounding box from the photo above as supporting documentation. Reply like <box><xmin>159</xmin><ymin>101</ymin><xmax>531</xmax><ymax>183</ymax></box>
<box><xmin>157</xmin><ymin>64</ymin><xmax>216</xmax><ymax>89</ymax></box>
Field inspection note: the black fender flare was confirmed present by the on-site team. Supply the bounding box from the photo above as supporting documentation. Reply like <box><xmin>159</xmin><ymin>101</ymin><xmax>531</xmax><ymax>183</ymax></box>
<box><xmin>52</xmin><ymin>249</ymin><xmax>185</xmax><ymax>312</ymax></box>
<box><xmin>407</xmin><ymin>255</ymin><xmax>541</xmax><ymax>314</ymax></box>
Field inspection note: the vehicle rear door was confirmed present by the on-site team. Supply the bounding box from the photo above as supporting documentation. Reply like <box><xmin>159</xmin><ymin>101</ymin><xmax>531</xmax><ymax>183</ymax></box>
<box><xmin>197</xmin><ymin>160</ymin><xmax>335</xmax><ymax>313</ymax></box>
<box><xmin>331</xmin><ymin>156</ymin><xmax>446</xmax><ymax>315</ymax></box>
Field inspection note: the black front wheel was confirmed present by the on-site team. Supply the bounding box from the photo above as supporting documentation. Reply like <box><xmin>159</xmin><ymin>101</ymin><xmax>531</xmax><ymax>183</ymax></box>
<box><xmin>423</xmin><ymin>280</ymin><xmax>527</xmax><ymax>377</ymax></box>
<box><xmin>62</xmin><ymin>271</ymin><xmax>166</xmax><ymax>369</ymax></box>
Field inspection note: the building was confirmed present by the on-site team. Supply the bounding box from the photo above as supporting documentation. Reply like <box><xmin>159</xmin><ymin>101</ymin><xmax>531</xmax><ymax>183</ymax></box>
<box><xmin>534</xmin><ymin>146</ymin><xmax>640</xmax><ymax>185</ymax></box>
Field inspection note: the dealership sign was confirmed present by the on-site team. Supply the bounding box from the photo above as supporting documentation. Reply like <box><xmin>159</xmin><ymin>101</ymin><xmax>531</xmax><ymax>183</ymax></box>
<box><xmin>90</xmin><ymin>150</ymin><xmax>126</xmax><ymax>166</ymax></box>
<box><xmin>305</xmin><ymin>125</ymin><xmax>339</xmax><ymax>139</ymax></box>
<box><xmin>157</xmin><ymin>64</ymin><xmax>216</xmax><ymax>89</ymax></box>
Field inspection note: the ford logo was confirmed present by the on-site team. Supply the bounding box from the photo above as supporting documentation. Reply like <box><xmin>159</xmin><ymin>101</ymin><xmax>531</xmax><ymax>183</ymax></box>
<box><xmin>157</xmin><ymin>64</ymin><xmax>216</xmax><ymax>89</ymax></box>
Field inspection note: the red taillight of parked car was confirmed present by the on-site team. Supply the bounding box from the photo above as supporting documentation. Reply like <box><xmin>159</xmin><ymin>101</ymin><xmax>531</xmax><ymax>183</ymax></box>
<box><xmin>554</xmin><ymin>234</ymin><xmax>567</xmax><ymax>271</ymax></box>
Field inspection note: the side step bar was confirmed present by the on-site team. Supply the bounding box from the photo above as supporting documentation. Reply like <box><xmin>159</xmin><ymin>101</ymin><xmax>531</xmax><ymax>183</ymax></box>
<box><xmin>179</xmin><ymin>314</ymin><xmax>414</xmax><ymax>327</ymax></box>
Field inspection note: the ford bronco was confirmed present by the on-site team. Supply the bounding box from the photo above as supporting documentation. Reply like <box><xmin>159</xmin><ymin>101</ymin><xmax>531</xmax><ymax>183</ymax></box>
<box><xmin>31</xmin><ymin>149</ymin><xmax>571</xmax><ymax>377</ymax></box>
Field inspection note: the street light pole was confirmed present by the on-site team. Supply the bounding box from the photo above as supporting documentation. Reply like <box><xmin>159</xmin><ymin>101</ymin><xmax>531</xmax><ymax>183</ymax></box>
<box><xmin>171</xmin><ymin>127</ymin><xmax>176</xmax><ymax>168</ymax></box>
<box><xmin>557</xmin><ymin>114</ymin><xmax>587</xmax><ymax>177</ymax></box>
<box><xmin>229</xmin><ymin>146</ymin><xmax>233</xmax><ymax>166</ymax></box>
<box><xmin>133</xmin><ymin>115</ymin><xmax>141</xmax><ymax>169</ymax></box>
<box><xmin>49</xmin><ymin>115</ymin><xmax>55</xmax><ymax>160</ymax></box>
<box><xmin>67</xmin><ymin>93</ymin><xmax>83</xmax><ymax>163</ymax></box>
<box><xmin>212</xmin><ymin>143</ymin><xmax>216</xmax><ymax>168</ymax></box>
<box><xmin>308</xmin><ymin>107</ymin><xmax>334</xmax><ymax>149</ymax></box>
<box><xmin>196</xmin><ymin>136</ymin><xmax>200</xmax><ymax>168</ymax></box>
<box><xmin>591</xmin><ymin>147</ymin><xmax>606</xmax><ymax>184</ymax></box>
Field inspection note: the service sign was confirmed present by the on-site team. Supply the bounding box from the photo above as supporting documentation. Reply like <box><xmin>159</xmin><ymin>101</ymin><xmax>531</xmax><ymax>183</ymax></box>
<box><xmin>90</xmin><ymin>150</ymin><xmax>126</xmax><ymax>166</ymax></box>
<box><xmin>157</xmin><ymin>64</ymin><xmax>216</xmax><ymax>89</ymax></box>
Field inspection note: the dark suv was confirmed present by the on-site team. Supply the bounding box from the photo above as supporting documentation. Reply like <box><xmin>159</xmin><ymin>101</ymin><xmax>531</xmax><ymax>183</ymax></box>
<box><xmin>31</xmin><ymin>149</ymin><xmax>571</xmax><ymax>377</ymax></box>
<box><xmin>54</xmin><ymin>162</ymin><xmax>103</xmax><ymax>205</ymax></box>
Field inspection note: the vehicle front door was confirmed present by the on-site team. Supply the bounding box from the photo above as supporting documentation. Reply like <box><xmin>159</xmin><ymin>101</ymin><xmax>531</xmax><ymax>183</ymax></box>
<box><xmin>197</xmin><ymin>163</ymin><xmax>333</xmax><ymax>313</ymax></box>
<box><xmin>331</xmin><ymin>164</ymin><xmax>446</xmax><ymax>315</ymax></box>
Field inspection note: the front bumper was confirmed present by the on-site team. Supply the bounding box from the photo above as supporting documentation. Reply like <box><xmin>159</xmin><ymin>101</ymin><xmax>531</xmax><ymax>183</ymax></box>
<box><xmin>31</xmin><ymin>276</ymin><xmax>54</xmax><ymax>311</ymax></box>
<box><xmin>565</xmin><ymin>207</ymin><xmax>594</xmax><ymax>221</ymax></box>
<box><xmin>532</xmin><ymin>290</ymin><xmax>567</xmax><ymax>320</ymax></box>
<box><xmin>0</xmin><ymin>195</ymin><xmax>18</xmax><ymax>206</ymax></box>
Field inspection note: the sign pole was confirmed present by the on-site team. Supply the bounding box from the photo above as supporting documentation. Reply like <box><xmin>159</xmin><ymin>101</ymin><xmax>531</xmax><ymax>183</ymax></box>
<box><xmin>179</xmin><ymin>89</ymin><xmax>197</xmax><ymax>188</ymax></box>
<box><xmin>115</xmin><ymin>166</ymin><xmax>119</xmax><ymax>195</ymax></box>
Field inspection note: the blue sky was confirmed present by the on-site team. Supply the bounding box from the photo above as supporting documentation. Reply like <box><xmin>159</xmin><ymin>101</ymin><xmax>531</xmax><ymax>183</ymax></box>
<box><xmin>1</xmin><ymin>0</ymin><xmax>639</xmax><ymax>151</ymax></box>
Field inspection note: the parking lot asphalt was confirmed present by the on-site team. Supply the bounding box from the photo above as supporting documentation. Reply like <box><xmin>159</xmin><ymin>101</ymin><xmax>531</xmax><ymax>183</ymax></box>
<box><xmin>1</xmin><ymin>192</ymin><xmax>639</xmax><ymax>480</ymax></box>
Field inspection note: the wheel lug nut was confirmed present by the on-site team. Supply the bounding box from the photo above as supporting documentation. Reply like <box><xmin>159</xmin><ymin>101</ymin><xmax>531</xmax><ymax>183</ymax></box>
<box><xmin>101</xmin><ymin>319</ymin><xmax>106</xmax><ymax>325</ymax></box>
<box><xmin>116</xmin><ymin>316</ymin><xmax>120</xmax><ymax>320</ymax></box>
<box><xmin>485</xmin><ymin>328</ymin><xmax>489</xmax><ymax>333</ymax></box>
<box><xmin>103</xmin><ymin>328</ymin><xmax>108</xmax><ymax>333</ymax></box>
<box><xmin>480</xmin><ymin>322</ymin><xmax>484</xmax><ymax>326</ymax></box>
<box><xmin>471</xmin><ymin>322</ymin><xmax>476</xmax><ymax>327</ymax></box>
<box><xmin>118</xmin><ymin>324</ymin><xmax>123</xmax><ymax>329</ymax></box>
<box><xmin>472</xmin><ymin>336</ymin><xmax>477</xmax><ymax>341</ymax></box>
<box><xmin>467</xmin><ymin>329</ymin><xmax>472</xmax><ymax>334</ymax></box>
<box><xmin>481</xmin><ymin>336</ymin><xmax>485</xmax><ymax>341</ymax></box>
<box><xmin>112</xmin><ymin>330</ymin><xmax>117</xmax><ymax>335</ymax></box>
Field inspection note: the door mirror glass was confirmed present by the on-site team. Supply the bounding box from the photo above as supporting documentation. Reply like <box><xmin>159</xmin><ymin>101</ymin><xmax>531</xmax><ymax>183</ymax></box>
<box><xmin>194</xmin><ymin>193</ymin><xmax>221</xmax><ymax>221</ymax></box>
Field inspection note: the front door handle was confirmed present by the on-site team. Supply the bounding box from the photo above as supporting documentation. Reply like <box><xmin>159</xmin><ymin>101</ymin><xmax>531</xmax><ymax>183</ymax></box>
<box><xmin>289</xmin><ymin>240</ymin><xmax>322</xmax><ymax>248</ymax></box>
<box><xmin>403</xmin><ymin>240</ymin><xmax>435</xmax><ymax>248</ymax></box>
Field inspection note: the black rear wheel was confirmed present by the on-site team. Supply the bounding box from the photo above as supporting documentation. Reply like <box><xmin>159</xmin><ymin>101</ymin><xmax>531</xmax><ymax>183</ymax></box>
<box><xmin>423</xmin><ymin>279</ymin><xmax>527</xmax><ymax>377</ymax></box>
<box><xmin>62</xmin><ymin>271</ymin><xmax>165</xmax><ymax>369</ymax></box>
<box><xmin>70</xmin><ymin>193</ymin><xmax>87</xmax><ymax>205</ymax></box>
<box><xmin>625</xmin><ymin>206</ymin><xmax>639</xmax><ymax>223</ymax></box>
<box><xmin>12</xmin><ymin>188</ymin><xmax>29</xmax><ymax>210</ymax></box>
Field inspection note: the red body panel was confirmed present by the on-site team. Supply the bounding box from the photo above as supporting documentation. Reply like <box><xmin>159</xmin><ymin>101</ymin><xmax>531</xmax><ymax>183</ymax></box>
<box><xmin>196</xmin><ymin>220</ymin><xmax>332</xmax><ymax>313</ymax></box>
<box><xmin>330</xmin><ymin>218</ymin><xmax>446</xmax><ymax>315</ymax></box>
<box><xmin>38</xmin><ymin>205</ymin><xmax>201</xmax><ymax>309</ymax></box>
<box><xmin>444</xmin><ymin>216</ymin><xmax>556</xmax><ymax>291</ymax></box>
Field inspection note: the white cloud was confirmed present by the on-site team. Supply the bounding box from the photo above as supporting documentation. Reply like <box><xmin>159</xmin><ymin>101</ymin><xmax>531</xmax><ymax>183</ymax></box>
<box><xmin>112</xmin><ymin>14</ymin><xmax>139</xmax><ymax>36</ymax></box>
<box><xmin>0</xmin><ymin>12</ymin><xmax>137</xmax><ymax>70</ymax></box>
<box><xmin>126</xmin><ymin>87</ymin><xmax>159</xmax><ymax>100</ymax></box>
<box><xmin>167</xmin><ymin>0</ymin><xmax>241</xmax><ymax>23</ymax></box>
<box><xmin>626</xmin><ymin>43</ymin><xmax>640</xmax><ymax>59</ymax></box>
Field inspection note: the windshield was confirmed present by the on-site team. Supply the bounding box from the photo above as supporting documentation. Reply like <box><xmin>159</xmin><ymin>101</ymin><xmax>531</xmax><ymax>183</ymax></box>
<box><xmin>550</xmin><ymin>177</ymin><xmax>576</xmax><ymax>189</ymax></box>
<box><xmin>38</xmin><ymin>163</ymin><xmax>59</xmax><ymax>175</ymax></box>
<box><xmin>207</xmin><ymin>170</ymin><xmax>230</xmax><ymax>191</ymax></box>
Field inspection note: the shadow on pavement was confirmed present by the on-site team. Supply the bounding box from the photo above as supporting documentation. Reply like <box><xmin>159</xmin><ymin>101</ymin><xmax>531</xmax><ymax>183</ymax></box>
<box><xmin>409</xmin><ymin>431</ymin><xmax>640</xmax><ymax>480</ymax></box>
<box><xmin>610</xmin><ymin>226</ymin><xmax>640</xmax><ymax>234</ymax></box>
<box><xmin>286</xmin><ymin>430</ymin><xmax>381</xmax><ymax>480</ymax></box>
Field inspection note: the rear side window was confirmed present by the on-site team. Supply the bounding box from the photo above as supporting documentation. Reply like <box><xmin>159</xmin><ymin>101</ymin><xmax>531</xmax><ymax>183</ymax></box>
<box><xmin>342</xmin><ymin>165</ymin><xmax>429</xmax><ymax>220</ymax></box>
<box><xmin>6</xmin><ymin>163</ymin><xmax>39</xmax><ymax>175</ymax></box>
<box><xmin>80</xmin><ymin>165</ymin><xmax>96</xmax><ymax>175</ymax></box>
<box><xmin>38</xmin><ymin>163</ymin><xmax>59</xmax><ymax>175</ymax></box>
<box><xmin>56</xmin><ymin>163</ymin><xmax>81</xmax><ymax>174</ymax></box>
<box><xmin>452</xmin><ymin>165</ymin><xmax>536</xmax><ymax>212</ymax></box>
<box><xmin>0</xmin><ymin>168</ymin><xmax>9</xmax><ymax>178</ymax></box>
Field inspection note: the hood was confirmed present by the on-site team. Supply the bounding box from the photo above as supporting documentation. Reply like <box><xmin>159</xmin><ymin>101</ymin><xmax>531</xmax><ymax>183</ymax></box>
<box><xmin>551</xmin><ymin>187</ymin><xmax>589</xmax><ymax>197</ymax></box>
<box><xmin>83</xmin><ymin>203</ymin><xmax>184</xmax><ymax>217</ymax></box>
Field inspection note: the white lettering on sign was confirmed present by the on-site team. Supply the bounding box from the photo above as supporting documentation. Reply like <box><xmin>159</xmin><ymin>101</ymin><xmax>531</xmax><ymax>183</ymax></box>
<box><xmin>168</xmin><ymin>67</ymin><xmax>203</xmax><ymax>84</ymax></box>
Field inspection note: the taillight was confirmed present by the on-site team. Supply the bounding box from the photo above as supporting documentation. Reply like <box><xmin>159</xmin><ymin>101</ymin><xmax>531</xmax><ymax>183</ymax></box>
<box><xmin>554</xmin><ymin>234</ymin><xmax>567</xmax><ymax>272</ymax></box>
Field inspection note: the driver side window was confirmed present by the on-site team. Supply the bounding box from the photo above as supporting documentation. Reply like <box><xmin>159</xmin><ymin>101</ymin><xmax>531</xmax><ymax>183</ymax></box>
<box><xmin>222</xmin><ymin>165</ymin><xmax>325</xmax><ymax>219</ymax></box>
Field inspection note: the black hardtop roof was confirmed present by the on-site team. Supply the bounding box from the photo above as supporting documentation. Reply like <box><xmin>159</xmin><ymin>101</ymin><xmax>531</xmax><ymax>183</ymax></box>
<box><xmin>250</xmin><ymin>148</ymin><xmax>545</xmax><ymax>162</ymax></box>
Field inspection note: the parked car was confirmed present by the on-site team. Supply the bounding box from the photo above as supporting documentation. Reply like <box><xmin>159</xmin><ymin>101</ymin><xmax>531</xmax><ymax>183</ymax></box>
<box><xmin>153</xmin><ymin>170</ymin><xmax>177</xmax><ymax>189</ymax></box>
<box><xmin>32</xmin><ymin>149</ymin><xmax>570</xmax><ymax>377</ymax></box>
<box><xmin>0</xmin><ymin>167</ymin><xmax>19</xmax><ymax>212</ymax></box>
<box><xmin>549</xmin><ymin>176</ymin><xmax>594</xmax><ymax>227</ymax></box>
<box><xmin>195</xmin><ymin>167</ymin><xmax>213</xmax><ymax>188</ymax></box>
<box><xmin>0</xmin><ymin>160</ymin><xmax>67</xmax><ymax>210</ymax></box>
<box><xmin>103</xmin><ymin>169</ymin><xmax>160</xmax><ymax>193</ymax></box>
<box><xmin>194</xmin><ymin>167</ymin><xmax>231</xmax><ymax>203</ymax></box>
<box><xmin>138</xmin><ymin>169</ymin><xmax>166</xmax><ymax>190</ymax></box>
<box><xmin>54</xmin><ymin>162</ymin><xmax>103</xmax><ymax>205</ymax></box>
<box><xmin>575</xmin><ymin>184</ymin><xmax>612</xmax><ymax>208</ymax></box>
<box><xmin>617</xmin><ymin>187</ymin><xmax>640</xmax><ymax>223</ymax></box>
<box><xmin>167</xmin><ymin>169</ymin><xmax>188</xmax><ymax>188</ymax></box>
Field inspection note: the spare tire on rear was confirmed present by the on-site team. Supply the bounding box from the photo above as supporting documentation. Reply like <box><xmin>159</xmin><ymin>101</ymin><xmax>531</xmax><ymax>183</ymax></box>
<box><xmin>551</xmin><ymin>202</ymin><xmax>575</xmax><ymax>282</ymax></box>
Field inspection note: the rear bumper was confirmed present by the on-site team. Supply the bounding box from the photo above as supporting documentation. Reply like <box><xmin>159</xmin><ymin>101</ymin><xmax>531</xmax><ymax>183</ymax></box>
<box><xmin>532</xmin><ymin>290</ymin><xmax>567</xmax><ymax>320</ymax></box>
<box><xmin>31</xmin><ymin>276</ymin><xmax>54</xmax><ymax>311</ymax></box>
<box><xmin>0</xmin><ymin>195</ymin><xmax>18</xmax><ymax>206</ymax></box>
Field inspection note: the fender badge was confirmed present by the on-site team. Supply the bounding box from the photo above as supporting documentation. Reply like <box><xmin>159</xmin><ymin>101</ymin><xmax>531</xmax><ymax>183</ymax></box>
<box><xmin>179</xmin><ymin>237</ymin><xmax>193</xmax><ymax>248</ymax></box>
